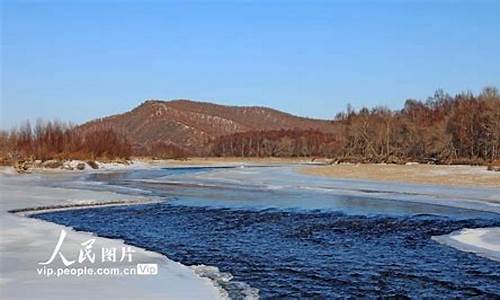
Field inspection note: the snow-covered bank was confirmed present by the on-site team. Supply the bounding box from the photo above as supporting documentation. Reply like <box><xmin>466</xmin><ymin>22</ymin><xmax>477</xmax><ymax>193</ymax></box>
<box><xmin>0</xmin><ymin>171</ymin><xmax>223</xmax><ymax>300</ymax></box>
<box><xmin>433</xmin><ymin>227</ymin><xmax>500</xmax><ymax>262</ymax></box>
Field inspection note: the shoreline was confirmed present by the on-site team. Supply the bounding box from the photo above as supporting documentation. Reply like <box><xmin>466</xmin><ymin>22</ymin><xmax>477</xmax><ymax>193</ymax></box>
<box><xmin>0</xmin><ymin>170</ymin><xmax>224</xmax><ymax>300</ymax></box>
<box><xmin>2</xmin><ymin>161</ymin><xmax>500</xmax><ymax>298</ymax></box>
<box><xmin>8</xmin><ymin>199</ymin><xmax>152</xmax><ymax>215</ymax></box>
<box><xmin>300</xmin><ymin>163</ymin><xmax>500</xmax><ymax>188</ymax></box>
<box><xmin>298</xmin><ymin>163</ymin><xmax>500</xmax><ymax>262</ymax></box>
<box><xmin>7</xmin><ymin>157</ymin><xmax>499</xmax><ymax>189</ymax></box>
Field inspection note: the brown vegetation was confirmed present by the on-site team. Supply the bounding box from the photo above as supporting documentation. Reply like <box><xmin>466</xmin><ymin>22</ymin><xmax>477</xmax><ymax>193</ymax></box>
<box><xmin>0</xmin><ymin>120</ymin><xmax>132</xmax><ymax>165</ymax></box>
<box><xmin>487</xmin><ymin>159</ymin><xmax>500</xmax><ymax>172</ymax></box>
<box><xmin>209</xmin><ymin>87</ymin><xmax>499</xmax><ymax>165</ymax></box>
<box><xmin>133</xmin><ymin>141</ymin><xmax>192</xmax><ymax>159</ymax></box>
<box><xmin>330</xmin><ymin>87</ymin><xmax>499</xmax><ymax>164</ymax></box>
<box><xmin>1</xmin><ymin>87</ymin><xmax>498</xmax><ymax>166</ymax></box>
<box><xmin>210</xmin><ymin>129</ymin><xmax>337</xmax><ymax>157</ymax></box>
<box><xmin>78</xmin><ymin>99</ymin><xmax>335</xmax><ymax>155</ymax></box>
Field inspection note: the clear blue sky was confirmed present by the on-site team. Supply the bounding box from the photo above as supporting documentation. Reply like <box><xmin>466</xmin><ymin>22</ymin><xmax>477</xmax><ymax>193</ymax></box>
<box><xmin>1</xmin><ymin>0</ymin><xmax>499</xmax><ymax>129</ymax></box>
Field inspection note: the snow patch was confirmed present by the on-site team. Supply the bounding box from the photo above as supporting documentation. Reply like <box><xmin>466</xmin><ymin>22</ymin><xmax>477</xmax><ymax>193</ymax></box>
<box><xmin>433</xmin><ymin>227</ymin><xmax>500</xmax><ymax>262</ymax></box>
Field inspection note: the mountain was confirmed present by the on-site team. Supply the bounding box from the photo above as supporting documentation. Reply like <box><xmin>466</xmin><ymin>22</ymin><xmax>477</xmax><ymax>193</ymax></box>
<box><xmin>79</xmin><ymin>99</ymin><xmax>335</xmax><ymax>155</ymax></box>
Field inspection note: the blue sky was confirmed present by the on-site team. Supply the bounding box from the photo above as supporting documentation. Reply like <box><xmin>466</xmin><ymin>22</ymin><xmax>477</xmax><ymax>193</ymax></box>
<box><xmin>1</xmin><ymin>0</ymin><xmax>499</xmax><ymax>129</ymax></box>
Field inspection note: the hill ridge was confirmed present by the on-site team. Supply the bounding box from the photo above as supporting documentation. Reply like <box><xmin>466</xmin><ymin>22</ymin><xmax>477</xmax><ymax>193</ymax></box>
<box><xmin>79</xmin><ymin>99</ymin><xmax>335</xmax><ymax>155</ymax></box>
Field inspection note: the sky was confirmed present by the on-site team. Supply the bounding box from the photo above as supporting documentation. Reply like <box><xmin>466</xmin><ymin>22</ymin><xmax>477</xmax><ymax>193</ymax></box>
<box><xmin>1</xmin><ymin>0</ymin><xmax>499</xmax><ymax>129</ymax></box>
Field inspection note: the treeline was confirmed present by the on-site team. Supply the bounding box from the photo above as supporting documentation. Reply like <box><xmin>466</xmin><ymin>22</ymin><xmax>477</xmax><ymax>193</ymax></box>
<box><xmin>332</xmin><ymin>87</ymin><xmax>499</xmax><ymax>164</ymax></box>
<box><xmin>133</xmin><ymin>141</ymin><xmax>191</xmax><ymax>159</ymax></box>
<box><xmin>210</xmin><ymin>129</ymin><xmax>337</xmax><ymax>157</ymax></box>
<box><xmin>2</xmin><ymin>87</ymin><xmax>498</xmax><ymax>165</ymax></box>
<box><xmin>210</xmin><ymin>87</ymin><xmax>500</xmax><ymax>164</ymax></box>
<box><xmin>0</xmin><ymin>120</ymin><xmax>132</xmax><ymax>164</ymax></box>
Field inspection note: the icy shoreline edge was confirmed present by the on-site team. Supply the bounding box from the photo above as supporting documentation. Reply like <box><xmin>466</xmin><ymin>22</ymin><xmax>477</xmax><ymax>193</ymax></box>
<box><xmin>0</xmin><ymin>171</ymin><xmax>225</xmax><ymax>300</ymax></box>
<box><xmin>432</xmin><ymin>227</ymin><xmax>500</xmax><ymax>262</ymax></box>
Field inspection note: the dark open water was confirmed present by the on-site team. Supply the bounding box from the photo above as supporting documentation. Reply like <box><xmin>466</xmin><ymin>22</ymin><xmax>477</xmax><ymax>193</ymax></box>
<box><xmin>34</xmin><ymin>166</ymin><xmax>500</xmax><ymax>299</ymax></box>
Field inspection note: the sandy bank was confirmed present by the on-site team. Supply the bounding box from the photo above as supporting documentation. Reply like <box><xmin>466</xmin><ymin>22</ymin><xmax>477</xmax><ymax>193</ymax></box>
<box><xmin>0</xmin><ymin>172</ymin><xmax>223</xmax><ymax>300</ymax></box>
<box><xmin>300</xmin><ymin>164</ymin><xmax>500</xmax><ymax>188</ymax></box>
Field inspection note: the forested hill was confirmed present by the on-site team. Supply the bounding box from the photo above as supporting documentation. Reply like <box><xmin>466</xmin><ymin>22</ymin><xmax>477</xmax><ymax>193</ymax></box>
<box><xmin>210</xmin><ymin>88</ymin><xmax>500</xmax><ymax>164</ymax></box>
<box><xmin>1</xmin><ymin>87</ymin><xmax>499</xmax><ymax>165</ymax></box>
<box><xmin>77</xmin><ymin>99</ymin><xmax>335</xmax><ymax>156</ymax></box>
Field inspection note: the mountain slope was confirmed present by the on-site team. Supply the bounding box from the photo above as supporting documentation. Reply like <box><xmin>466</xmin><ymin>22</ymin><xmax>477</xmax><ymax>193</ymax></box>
<box><xmin>79</xmin><ymin>99</ymin><xmax>335</xmax><ymax>154</ymax></box>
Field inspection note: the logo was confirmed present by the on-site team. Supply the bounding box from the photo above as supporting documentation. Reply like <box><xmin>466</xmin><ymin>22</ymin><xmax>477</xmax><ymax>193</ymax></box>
<box><xmin>37</xmin><ymin>229</ymin><xmax>157</xmax><ymax>278</ymax></box>
<box><xmin>137</xmin><ymin>264</ymin><xmax>158</xmax><ymax>275</ymax></box>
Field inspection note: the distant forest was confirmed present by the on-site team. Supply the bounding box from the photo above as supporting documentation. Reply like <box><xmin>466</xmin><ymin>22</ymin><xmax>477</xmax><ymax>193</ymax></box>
<box><xmin>0</xmin><ymin>122</ymin><xmax>132</xmax><ymax>163</ymax></box>
<box><xmin>209</xmin><ymin>87</ymin><xmax>500</xmax><ymax>164</ymax></box>
<box><xmin>1</xmin><ymin>87</ymin><xmax>499</xmax><ymax>165</ymax></box>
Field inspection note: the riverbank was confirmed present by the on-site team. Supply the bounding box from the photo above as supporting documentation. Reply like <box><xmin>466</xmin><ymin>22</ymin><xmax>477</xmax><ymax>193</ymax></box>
<box><xmin>299</xmin><ymin>163</ymin><xmax>500</xmax><ymax>261</ymax></box>
<box><xmin>22</xmin><ymin>164</ymin><xmax>500</xmax><ymax>297</ymax></box>
<box><xmin>2</xmin><ymin>161</ymin><xmax>500</xmax><ymax>297</ymax></box>
<box><xmin>6</xmin><ymin>157</ymin><xmax>318</xmax><ymax>175</ymax></box>
<box><xmin>300</xmin><ymin>163</ymin><xmax>500</xmax><ymax>188</ymax></box>
<box><xmin>135</xmin><ymin>157</ymin><xmax>317</xmax><ymax>167</ymax></box>
<box><xmin>0</xmin><ymin>170</ymin><xmax>223</xmax><ymax>300</ymax></box>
